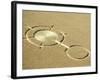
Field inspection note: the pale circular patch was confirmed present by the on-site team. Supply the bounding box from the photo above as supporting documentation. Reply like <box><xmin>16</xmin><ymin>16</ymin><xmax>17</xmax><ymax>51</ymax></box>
<box><xmin>34</xmin><ymin>30</ymin><xmax>58</xmax><ymax>44</ymax></box>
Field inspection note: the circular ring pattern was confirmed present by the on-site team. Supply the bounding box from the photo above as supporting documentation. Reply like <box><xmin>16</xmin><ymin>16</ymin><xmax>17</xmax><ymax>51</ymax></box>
<box><xmin>25</xmin><ymin>25</ymin><xmax>90</xmax><ymax>61</ymax></box>
<box><xmin>65</xmin><ymin>45</ymin><xmax>90</xmax><ymax>60</ymax></box>
<box><xmin>25</xmin><ymin>26</ymin><xmax>65</xmax><ymax>47</ymax></box>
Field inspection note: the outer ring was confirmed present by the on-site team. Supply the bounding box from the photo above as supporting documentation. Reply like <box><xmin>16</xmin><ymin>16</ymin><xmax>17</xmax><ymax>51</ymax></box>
<box><xmin>25</xmin><ymin>26</ymin><xmax>65</xmax><ymax>47</ymax></box>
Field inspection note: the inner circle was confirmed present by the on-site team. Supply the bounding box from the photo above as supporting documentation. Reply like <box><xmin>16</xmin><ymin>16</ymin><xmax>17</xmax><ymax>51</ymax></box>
<box><xmin>34</xmin><ymin>30</ymin><xmax>58</xmax><ymax>43</ymax></box>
